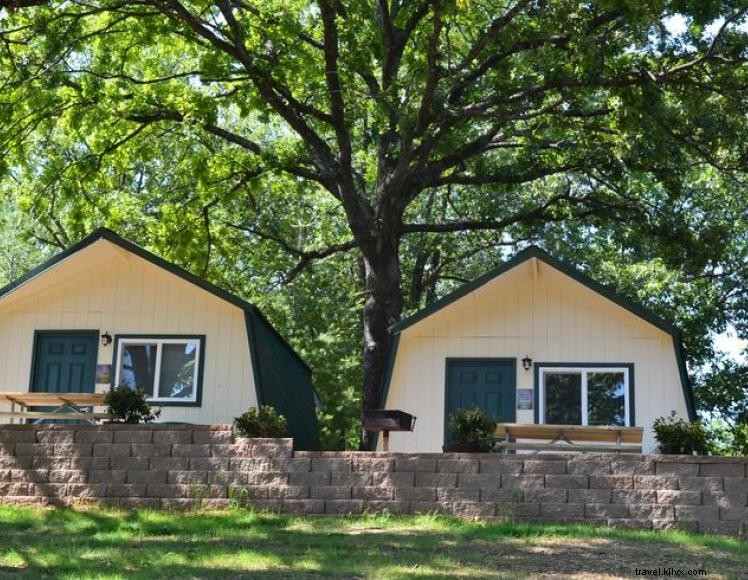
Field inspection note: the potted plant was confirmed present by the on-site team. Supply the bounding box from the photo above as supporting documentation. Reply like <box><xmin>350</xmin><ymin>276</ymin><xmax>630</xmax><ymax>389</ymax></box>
<box><xmin>234</xmin><ymin>405</ymin><xmax>289</xmax><ymax>438</ymax></box>
<box><xmin>653</xmin><ymin>411</ymin><xmax>709</xmax><ymax>455</ymax></box>
<box><xmin>104</xmin><ymin>386</ymin><xmax>161</xmax><ymax>424</ymax></box>
<box><xmin>443</xmin><ymin>407</ymin><xmax>498</xmax><ymax>453</ymax></box>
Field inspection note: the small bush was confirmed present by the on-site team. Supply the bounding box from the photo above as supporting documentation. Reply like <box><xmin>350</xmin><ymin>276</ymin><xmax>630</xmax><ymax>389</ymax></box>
<box><xmin>234</xmin><ymin>405</ymin><xmax>289</xmax><ymax>438</ymax></box>
<box><xmin>653</xmin><ymin>411</ymin><xmax>709</xmax><ymax>455</ymax></box>
<box><xmin>446</xmin><ymin>407</ymin><xmax>498</xmax><ymax>452</ymax></box>
<box><xmin>104</xmin><ymin>386</ymin><xmax>161</xmax><ymax>424</ymax></box>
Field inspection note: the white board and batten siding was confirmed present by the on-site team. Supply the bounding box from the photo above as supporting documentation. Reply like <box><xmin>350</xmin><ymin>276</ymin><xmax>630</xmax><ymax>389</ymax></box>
<box><xmin>0</xmin><ymin>240</ymin><xmax>257</xmax><ymax>424</ymax></box>
<box><xmin>383</xmin><ymin>258</ymin><xmax>688</xmax><ymax>453</ymax></box>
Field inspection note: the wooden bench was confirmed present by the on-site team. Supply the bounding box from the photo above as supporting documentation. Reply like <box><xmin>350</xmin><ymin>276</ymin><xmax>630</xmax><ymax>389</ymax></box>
<box><xmin>494</xmin><ymin>423</ymin><xmax>643</xmax><ymax>454</ymax></box>
<box><xmin>0</xmin><ymin>392</ymin><xmax>110</xmax><ymax>423</ymax></box>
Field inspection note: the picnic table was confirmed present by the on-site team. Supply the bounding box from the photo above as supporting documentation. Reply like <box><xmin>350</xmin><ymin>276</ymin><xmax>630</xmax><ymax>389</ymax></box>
<box><xmin>0</xmin><ymin>392</ymin><xmax>109</xmax><ymax>424</ymax></box>
<box><xmin>494</xmin><ymin>423</ymin><xmax>643</xmax><ymax>454</ymax></box>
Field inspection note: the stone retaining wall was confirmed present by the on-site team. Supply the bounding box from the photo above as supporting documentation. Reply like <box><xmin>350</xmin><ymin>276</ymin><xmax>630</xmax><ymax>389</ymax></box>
<box><xmin>0</xmin><ymin>425</ymin><xmax>746</xmax><ymax>535</ymax></box>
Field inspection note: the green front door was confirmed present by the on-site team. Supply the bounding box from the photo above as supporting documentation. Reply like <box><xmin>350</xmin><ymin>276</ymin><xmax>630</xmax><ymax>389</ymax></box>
<box><xmin>30</xmin><ymin>331</ymin><xmax>98</xmax><ymax>395</ymax></box>
<box><xmin>445</xmin><ymin>359</ymin><xmax>516</xmax><ymax>441</ymax></box>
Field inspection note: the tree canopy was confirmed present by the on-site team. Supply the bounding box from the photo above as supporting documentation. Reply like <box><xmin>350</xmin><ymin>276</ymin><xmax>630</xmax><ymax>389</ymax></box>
<box><xmin>0</xmin><ymin>0</ymin><xmax>746</xmax><ymax>449</ymax></box>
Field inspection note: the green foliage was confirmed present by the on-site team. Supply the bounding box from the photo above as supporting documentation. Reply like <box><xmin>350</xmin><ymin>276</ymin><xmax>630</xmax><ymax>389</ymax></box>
<box><xmin>446</xmin><ymin>407</ymin><xmax>498</xmax><ymax>452</ymax></box>
<box><xmin>652</xmin><ymin>411</ymin><xmax>709</xmax><ymax>455</ymax></box>
<box><xmin>104</xmin><ymin>387</ymin><xmax>161</xmax><ymax>424</ymax></box>
<box><xmin>234</xmin><ymin>406</ymin><xmax>289</xmax><ymax>438</ymax></box>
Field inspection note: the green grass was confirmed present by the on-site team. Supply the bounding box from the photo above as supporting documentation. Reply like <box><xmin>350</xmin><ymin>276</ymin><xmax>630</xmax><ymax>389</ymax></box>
<box><xmin>0</xmin><ymin>505</ymin><xmax>745</xmax><ymax>578</ymax></box>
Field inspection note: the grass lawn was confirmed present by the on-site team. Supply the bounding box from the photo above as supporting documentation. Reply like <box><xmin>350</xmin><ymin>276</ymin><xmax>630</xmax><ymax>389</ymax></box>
<box><xmin>0</xmin><ymin>506</ymin><xmax>745</xmax><ymax>578</ymax></box>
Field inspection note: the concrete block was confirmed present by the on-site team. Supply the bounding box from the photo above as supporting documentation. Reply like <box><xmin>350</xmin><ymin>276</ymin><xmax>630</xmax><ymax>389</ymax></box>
<box><xmin>437</xmin><ymin>488</ymin><xmax>479</xmax><ymax>502</ymax></box>
<box><xmin>324</xmin><ymin>499</ymin><xmax>363</xmax><ymax>514</ymax></box>
<box><xmin>107</xmin><ymin>484</ymin><xmax>147</xmax><ymax>497</ymax></box>
<box><xmin>311</xmin><ymin>486</ymin><xmax>351</xmax><ymax>500</ymax></box>
<box><xmin>37</xmin><ymin>431</ymin><xmax>75</xmax><ymax>444</ymax></box>
<box><xmin>283</xmin><ymin>499</ymin><xmax>325</xmax><ymax>514</ymax></box>
<box><xmin>566</xmin><ymin>458</ymin><xmax>611</xmax><ymax>475</ymax></box>
<box><xmin>207</xmin><ymin>471</ymin><xmax>246</xmax><ymax>486</ymax></box>
<box><xmin>437</xmin><ymin>459</ymin><xmax>479</xmax><ymax>474</ymax></box>
<box><xmin>410</xmin><ymin>501</ymin><xmax>452</xmax><ymax>515</ymax></box>
<box><xmin>246</xmin><ymin>472</ymin><xmax>288</xmax><ymax>486</ymax></box>
<box><xmin>703</xmin><ymin>492</ymin><xmax>747</xmax><ymax>508</ymax></box>
<box><xmin>363</xmin><ymin>500</ymin><xmax>410</xmax><ymax>514</ymax></box>
<box><xmin>568</xmin><ymin>489</ymin><xmax>611</xmax><ymax>504</ymax></box>
<box><xmin>457</xmin><ymin>473</ymin><xmax>500</xmax><ymax>489</ymax></box>
<box><xmin>723</xmin><ymin>478</ymin><xmax>748</xmax><ymax>493</ymax></box>
<box><xmin>628</xmin><ymin>504</ymin><xmax>675</xmax><ymax>519</ymax></box>
<box><xmin>540</xmin><ymin>503</ymin><xmax>584</xmax><ymax>519</ymax></box>
<box><xmin>674</xmin><ymin>505</ymin><xmax>719</xmax><ymax>522</ymax></box>
<box><xmin>54</xmin><ymin>443</ymin><xmax>92</xmax><ymax>457</ymax></box>
<box><xmin>656</xmin><ymin>490</ymin><xmax>702</xmax><ymax>505</ymax></box>
<box><xmin>585</xmin><ymin>503</ymin><xmax>629</xmax><ymax>518</ymax></box>
<box><xmin>268</xmin><ymin>486</ymin><xmax>310</xmax><ymax>499</ymax></box>
<box><xmin>453</xmin><ymin>502</ymin><xmax>496</xmax><ymax>518</ymax></box>
<box><xmin>48</xmin><ymin>470</ymin><xmax>88</xmax><ymax>484</ymax></box>
<box><xmin>612</xmin><ymin>490</ymin><xmax>657</xmax><ymax>504</ymax></box>
<box><xmin>168</xmin><ymin>471</ymin><xmax>208</xmax><ymax>484</ymax></box>
<box><xmin>479</xmin><ymin>459</ymin><xmax>523</xmax><ymax>475</ymax></box>
<box><xmin>480</xmin><ymin>488</ymin><xmax>518</xmax><ymax>502</ymax></box>
<box><xmin>67</xmin><ymin>483</ymin><xmax>106</xmax><ymax>498</ymax></box>
<box><xmin>93</xmin><ymin>444</ymin><xmax>131</xmax><ymax>457</ymax></box>
<box><xmin>10</xmin><ymin>469</ymin><xmax>48</xmax><ymax>483</ymax></box>
<box><xmin>679</xmin><ymin>476</ymin><xmax>723</xmax><ymax>493</ymax></box>
<box><xmin>523</xmin><ymin>459</ymin><xmax>566</xmax><ymax>474</ymax></box>
<box><xmin>353</xmin><ymin>486</ymin><xmax>394</xmax><ymax>500</ymax></box>
<box><xmin>112</xmin><ymin>457</ymin><xmax>148</xmax><ymax>471</ymax></box>
<box><xmin>191</xmin><ymin>458</ymin><xmax>229</xmax><ymax>471</ymax></box>
<box><xmin>545</xmin><ymin>474</ymin><xmax>589</xmax><ymax>489</ymax></box>
<box><xmin>127</xmin><ymin>470</ymin><xmax>167</xmax><ymax>484</ymax></box>
<box><xmin>501</xmin><ymin>474</ymin><xmax>544</xmax><ymax>490</ymax></box>
<box><xmin>289</xmin><ymin>472</ymin><xmax>331</xmax><ymax>486</ymax></box>
<box><xmin>371</xmin><ymin>472</ymin><xmax>414</xmax><ymax>487</ymax></box>
<box><xmin>331</xmin><ymin>472</ymin><xmax>371</xmax><ymax>486</ymax></box>
<box><xmin>633</xmin><ymin>475</ymin><xmax>678</xmax><ymax>490</ymax></box>
<box><xmin>610</xmin><ymin>458</ymin><xmax>655</xmax><ymax>475</ymax></box>
<box><xmin>192</xmin><ymin>430</ymin><xmax>233</xmax><ymax>444</ymax></box>
<box><xmin>172</xmin><ymin>444</ymin><xmax>210</xmax><ymax>457</ymax></box>
<box><xmin>524</xmin><ymin>489</ymin><xmax>567</xmax><ymax>503</ymax></box>
<box><xmin>114</xmin><ymin>431</ymin><xmax>152</xmax><ymax>444</ymax></box>
<box><xmin>153</xmin><ymin>457</ymin><xmax>189</xmax><ymax>471</ymax></box>
<box><xmin>89</xmin><ymin>470</ymin><xmax>126</xmax><ymax>484</ymax></box>
<box><xmin>699</xmin><ymin>463</ymin><xmax>745</xmax><ymax>478</ymax></box>
<box><xmin>394</xmin><ymin>487</ymin><xmax>436</xmax><ymax>501</ymax></box>
<box><xmin>654</xmin><ymin>462</ymin><xmax>698</xmax><ymax>477</ymax></box>
<box><xmin>75</xmin><ymin>430</ymin><xmax>113</xmax><ymax>445</ymax></box>
<box><xmin>153</xmin><ymin>430</ymin><xmax>192</xmax><ymax>444</ymax></box>
<box><xmin>311</xmin><ymin>458</ymin><xmax>351</xmax><ymax>472</ymax></box>
<box><xmin>352</xmin><ymin>457</ymin><xmax>394</xmax><ymax>472</ymax></box>
<box><xmin>416</xmin><ymin>472</ymin><xmax>457</xmax><ymax>488</ymax></box>
<box><xmin>394</xmin><ymin>457</ymin><xmax>437</xmax><ymax>472</ymax></box>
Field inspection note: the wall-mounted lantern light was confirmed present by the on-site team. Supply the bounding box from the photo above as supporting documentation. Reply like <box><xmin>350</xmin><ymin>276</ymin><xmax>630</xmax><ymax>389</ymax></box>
<box><xmin>100</xmin><ymin>332</ymin><xmax>113</xmax><ymax>347</ymax></box>
<box><xmin>521</xmin><ymin>355</ymin><xmax>533</xmax><ymax>371</ymax></box>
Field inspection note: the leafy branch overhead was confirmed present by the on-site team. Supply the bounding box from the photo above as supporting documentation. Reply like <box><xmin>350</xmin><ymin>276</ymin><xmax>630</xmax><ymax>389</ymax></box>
<box><xmin>1</xmin><ymin>1</ymin><xmax>747</xmax><ymax>438</ymax></box>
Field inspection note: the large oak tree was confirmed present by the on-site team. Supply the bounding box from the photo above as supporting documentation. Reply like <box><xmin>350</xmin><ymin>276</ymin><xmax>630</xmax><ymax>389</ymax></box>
<box><xmin>1</xmin><ymin>1</ymin><xmax>747</xmax><ymax>446</ymax></box>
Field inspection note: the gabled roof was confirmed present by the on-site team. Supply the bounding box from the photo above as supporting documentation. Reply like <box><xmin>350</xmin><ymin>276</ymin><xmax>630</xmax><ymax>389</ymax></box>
<box><xmin>0</xmin><ymin>227</ymin><xmax>310</xmax><ymax>372</ymax></box>
<box><xmin>391</xmin><ymin>245</ymin><xmax>680</xmax><ymax>336</ymax></box>
<box><xmin>385</xmin><ymin>245</ymin><xmax>696</xmax><ymax>421</ymax></box>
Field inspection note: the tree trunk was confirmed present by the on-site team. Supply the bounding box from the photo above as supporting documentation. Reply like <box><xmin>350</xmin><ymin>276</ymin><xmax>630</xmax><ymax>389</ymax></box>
<box><xmin>361</xmin><ymin>240</ymin><xmax>403</xmax><ymax>449</ymax></box>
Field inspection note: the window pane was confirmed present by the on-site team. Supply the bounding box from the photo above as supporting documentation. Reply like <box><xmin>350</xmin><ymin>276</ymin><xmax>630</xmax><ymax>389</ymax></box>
<box><xmin>544</xmin><ymin>372</ymin><xmax>581</xmax><ymax>424</ymax></box>
<box><xmin>588</xmin><ymin>372</ymin><xmax>626</xmax><ymax>426</ymax></box>
<box><xmin>119</xmin><ymin>344</ymin><xmax>157</xmax><ymax>393</ymax></box>
<box><xmin>158</xmin><ymin>342</ymin><xmax>197</xmax><ymax>399</ymax></box>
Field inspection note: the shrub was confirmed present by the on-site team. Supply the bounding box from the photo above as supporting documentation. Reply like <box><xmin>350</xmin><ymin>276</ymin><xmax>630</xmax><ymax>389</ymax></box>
<box><xmin>653</xmin><ymin>411</ymin><xmax>709</xmax><ymax>455</ymax></box>
<box><xmin>104</xmin><ymin>386</ymin><xmax>161</xmax><ymax>424</ymax></box>
<box><xmin>446</xmin><ymin>407</ymin><xmax>498</xmax><ymax>452</ymax></box>
<box><xmin>234</xmin><ymin>406</ymin><xmax>289</xmax><ymax>438</ymax></box>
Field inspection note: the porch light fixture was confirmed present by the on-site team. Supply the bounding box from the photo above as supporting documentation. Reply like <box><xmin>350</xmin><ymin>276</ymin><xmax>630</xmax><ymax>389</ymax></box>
<box><xmin>521</xmin><ymin>355</ymin><xmax>533</xmax><ymax>371</ymax></box>
<box><xmin>100</xmin><ymin>332</ymin><xmax>113</xmax><ymax>347</ymax></box>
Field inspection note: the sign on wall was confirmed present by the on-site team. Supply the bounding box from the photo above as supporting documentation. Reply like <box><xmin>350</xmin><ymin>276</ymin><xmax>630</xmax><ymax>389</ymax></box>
<box><xmin>517</xmin><ymin>388</ymin><xmax>534</xmax><ymax>410</ymax></box>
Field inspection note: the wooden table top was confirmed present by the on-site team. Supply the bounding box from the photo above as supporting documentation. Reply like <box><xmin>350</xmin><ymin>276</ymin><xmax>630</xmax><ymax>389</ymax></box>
<box><xmin>0</xmin><ymin>392</ymin><xmax>106</xmax><ymax>407</ymax></box>
<box><xmin>495</xmin><ymin>423</ymin><xmax>644</xmax><ymax>444</ymax></box>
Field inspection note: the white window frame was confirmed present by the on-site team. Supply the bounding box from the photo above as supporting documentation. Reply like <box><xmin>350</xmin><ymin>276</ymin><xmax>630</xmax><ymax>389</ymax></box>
<box><xmin>114</xmin><ymin>337</ymin><xmax>201</xmax><ymax>404</ymax></box>
<box><xmin>538</xmin><ymin>366</ymin><xmax>630</xmax><ymax>426</ymax></box>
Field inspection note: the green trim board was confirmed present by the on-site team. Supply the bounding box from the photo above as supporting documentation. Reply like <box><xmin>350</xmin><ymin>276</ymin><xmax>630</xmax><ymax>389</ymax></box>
<box><xmin>245</xmin><ymin>308</ymin><xmax>321</xmax><ymax>450</ymax></box>
<box><xmin>382</xmin><ymin>246</ymin><xmax>695</xmax><ymax>422</ymax></box>
<box><xmin>533</xmin><ymin>362</ymin><xmax>635</xmax><ymax>426</ymax></box>
<box><xmin>110</xmin><ymin>334</ymin><xmax>206</xmax><ymax>407</ymax></box>
<box><xmin>444</xmin><ymin>358</ymin><xmax>516</xmax><ymax>445</ymax></box>
<box><xmin>0</xmin><ymin>228</ymin><xmax>310</xmax><ymax>373</ymax></box>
